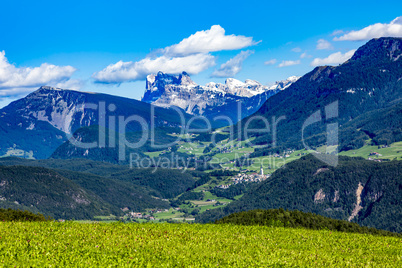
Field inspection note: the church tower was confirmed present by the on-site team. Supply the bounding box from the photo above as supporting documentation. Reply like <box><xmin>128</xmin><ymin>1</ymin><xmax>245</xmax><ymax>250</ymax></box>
<box><xmin>260</xmin><ymin>165</ymin><xmax>264</xmax><ymax>176</ymax></box>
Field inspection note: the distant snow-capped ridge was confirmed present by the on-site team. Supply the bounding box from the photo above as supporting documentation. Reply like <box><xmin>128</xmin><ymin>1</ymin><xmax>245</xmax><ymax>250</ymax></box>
<box><xmin>144</xmin><ymin>71</ymin><xmax>299</xmax><ymax>99</ymax></box>
<box><xmin>142</xmin><ymin>71</ymin><xmax>299</xmax><ymax>118</ymax></box>
<box><xmin>268</xmin><ymin>76</ymin><xmax>300</xmax><ymax>91</ymax></box>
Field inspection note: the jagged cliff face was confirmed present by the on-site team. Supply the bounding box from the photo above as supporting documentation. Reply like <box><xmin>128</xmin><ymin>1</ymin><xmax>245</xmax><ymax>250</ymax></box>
<box><xmin>0</xmin><ymin>87</ymin><xmax>92</xmax><ymax>159</ymax></box>
<box><xmin>142</xmin><ymin>72</ymin><xmax>299</xmax><ymax>122</ymax></box>
<box><xmin>3</xmin><ymin>86</ymin><xmax>91</xmax><ymax>134</ymax></box>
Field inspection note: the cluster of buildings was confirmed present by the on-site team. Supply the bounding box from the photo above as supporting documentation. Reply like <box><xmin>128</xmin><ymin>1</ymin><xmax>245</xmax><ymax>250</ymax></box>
<box><xmin>232</xmin><ymin>172</ymin><xmax>270</xmax><ymax>185</ymax></box>
<box><xmin>127</xmin><ymin>209</ymin><xmax>170</xmax><ymax>220</ymax></box>
<box><xmin>128</xmin><ymin>212</ymin><xmax>155</xmax><ymax>220</ymax></box>
<box><xmin>272</xmin><ymin>149</ymin><xmax>298</xmax><ymax>158</ymax></box>
<box><xmin>368</xmin><ymin>151</ymin><xmax>385</xmax><ymax>162</ymax></box>
<box><xmin>216</xmin><ymin>166</ymin><xmax>270</xmax><ymax>189</ymax></box>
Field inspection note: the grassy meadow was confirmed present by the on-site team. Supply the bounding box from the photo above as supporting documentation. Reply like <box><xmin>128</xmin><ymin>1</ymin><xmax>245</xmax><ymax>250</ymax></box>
<box><xmin>0</xmin><ymin>222</ymin><xmax>400</xmax><ymax>267</ymax></box>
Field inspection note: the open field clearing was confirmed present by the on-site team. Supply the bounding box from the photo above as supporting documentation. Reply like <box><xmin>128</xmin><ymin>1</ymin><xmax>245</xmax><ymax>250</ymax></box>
<box><xmin>340</xmin><ymin>141</ymin><xmax>402</xmax><ymax>160</ymax></box>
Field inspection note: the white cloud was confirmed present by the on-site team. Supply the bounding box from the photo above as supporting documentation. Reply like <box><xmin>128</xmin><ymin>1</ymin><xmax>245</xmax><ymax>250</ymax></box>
<box><xmin>0</xmin><ymin>87</ymin><xmax>34</xmax><ymax>97</ymax></box>
<box><xmin>0</xmin><ymin>50</ymin><xmax>79</xmax><ymax>96</ymax></box>
<box><xmin>211</xmin><ymin>50</ymin><xmax>253</xmax><ymax>78</ymax></box>
<box><xmin>161</xmin><ymin>25</ymin><xmax>259</xmax><ymax>56</ymax></box>
<box><xmin>291</xmin><ymin>47</ymin><xmax>302</xmax><ymax>53</ymax></box>
<box><xmin>310</xmin><ymin>49</ymin><xmax>356</xmax><ymax>66</ymax></box>
<box><xmin>264</xmin><ymin>59</ymin><xmax>277</xmax><ymax>65</ymax></box>
<box><xmin>334</xmin><ymin>16</ymin><xmax>402</xmax><ymax>41</ymax></box>
<box><xmin>93</xmin><ymin>25</ymin><xmax>259</xmax><ymax>84</ymax></box>
<box><xmin>331</xmin><ymin>30</ymin><xmax>344</xmax><ymax>36</ymax></box>
<box><xmin>278</xmin><ymin>60</ymin><xmax>300</xmax><ymax>68</ymax></box>
<box><xmin>93</xmin><ymin>53</ymin><xmax>215</xmax><ymax>83</ymax></box>
<box><xmin>55</xmin><ymin>79</ymin><xmax>85</xmax><ymax>91</ymax></box>
<box><xmin>316</xmin><ymin>39</ymin><xmax>333</xmax><ymax>50</ymax></box>
<box><xmin>300</xmin><ymin>52</ymin><xmax>312</xmax><ymax>59</ymax></box>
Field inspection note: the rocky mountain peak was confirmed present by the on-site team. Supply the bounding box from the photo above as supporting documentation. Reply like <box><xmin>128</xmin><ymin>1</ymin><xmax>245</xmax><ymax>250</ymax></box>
<box><xmin>29</xmin><ymin>86</ymin><xmax>62</xmax><ymax>96</ymax></box>
<box><xmin>269</xmin><ymin>76</ymin><xmax>300</xmax><ymax>90</ymax></box>
<box><xmin>350</xmin><ymin>37</ymin><xmax>402</xmax><ymax>62</ymax></box>
<box><xmin>146</xmin><ymin>72</ymin><xmax>195</xmax><ymax>92</ymax></box>
<box><xmin>245</xmin><ymin>79</ymin><xmax>261</xmax><ymax>86</ymax></box>
<box><xmin>142</xmin><ymin>71</ymin><xmax>299</xmax><ymax>123</ymax></box>
<box><xmin>178</xmin><ymin>72</ymin><xmax>196</xmax><ymax>86</ymax></box>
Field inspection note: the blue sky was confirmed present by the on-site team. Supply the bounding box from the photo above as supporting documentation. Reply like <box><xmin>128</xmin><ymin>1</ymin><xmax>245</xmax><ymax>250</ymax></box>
<box><xmin>0</xmin><ymin>0</ymin><xmax>401</xmax><ymax>107</ymax></box>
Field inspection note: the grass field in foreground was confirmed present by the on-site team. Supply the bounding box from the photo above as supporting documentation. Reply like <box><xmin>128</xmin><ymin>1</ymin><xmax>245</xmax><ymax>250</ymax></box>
<box><xmin>0</xmin><ymin>222</ymin><xmax>400</xmax><ymax>267</ymax></box>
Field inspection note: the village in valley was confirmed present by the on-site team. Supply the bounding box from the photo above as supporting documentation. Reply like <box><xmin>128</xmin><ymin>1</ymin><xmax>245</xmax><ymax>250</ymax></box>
<box><xmin>123</xmin><ymin>165</ymin><xmax>271</xmax><ymax>222</ymax></box>
<box><xmin>216</xmin><ymin>166</ymin><xmax>270</xmax><ymax>189</ymax></box>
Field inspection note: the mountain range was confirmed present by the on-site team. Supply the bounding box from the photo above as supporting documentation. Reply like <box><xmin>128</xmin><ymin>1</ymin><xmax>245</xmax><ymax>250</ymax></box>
<box><xmin>0</xmin><ymin>37</ymin><xmax>401</xmax><ymax>232</ymax></box>
<box><xmin>0</xmin><ymin>74</ymin><xmax>297</xmax><ymax>160</ymax></box>
<box><xmin>142</xmin><ymin>72</ymin><xmax>298</xmax><ymax>125</ymax></box>
<box><xmin>2</xmin><ymin>38</ymin><xmax>401</xmax><ymax>162</ymax></box>
<box><xmin>0</xmin><ymin>87</ymin><xmax>192</xmax><ymax>159</ymax></box>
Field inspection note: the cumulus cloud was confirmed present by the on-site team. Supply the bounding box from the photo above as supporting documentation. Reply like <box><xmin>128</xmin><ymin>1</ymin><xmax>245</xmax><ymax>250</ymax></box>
<box><xmin>310</xmin><ymin>49</ymin><xmax>356</xmax><ymax>66</ymax></box>
<box><xmin>0</xmin><ymin>51</ymin><xmax>76</xmax><ymax>88</ymax></box>
<box><xmin>278</xmin><ymin>60</ymin><xmax>300</xmax><ymax>68</ymax></box>
<box><xmin>334</xmin><ymin>16</ymin><xmax>402</xmax><ymax>41</ymax></box>
<box><xmin>161</xmin><ymin>25</ymin><xmax>259</xmax><ymax>56</ymax></box>
<box><xmin>93</xmin><ymin>25</ymin><xmax>258</xmax><ymax>84</ymax></box>
<box><xmin>211</xmin><ymin>50</ymin><xmax>253</xmax><ymax>78</ymax></box>
<box><xmin>0</xmin><ymin>50</ymin><xmax>79</xmax><ymax>96</ymax></box>
<box><xmin>93</xmin><ymin>53</ymin><xmax>216</xmax><ymax>83</ymax></box>
<box><xmin>264</xmin><ymin>59</ymin><xmax>277</xmax><ymax>65</ymax></box>
<box><xmin>316</xmin><ymin>39</ymin><xmax>333</xmax><ymax>50</ymax></box>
